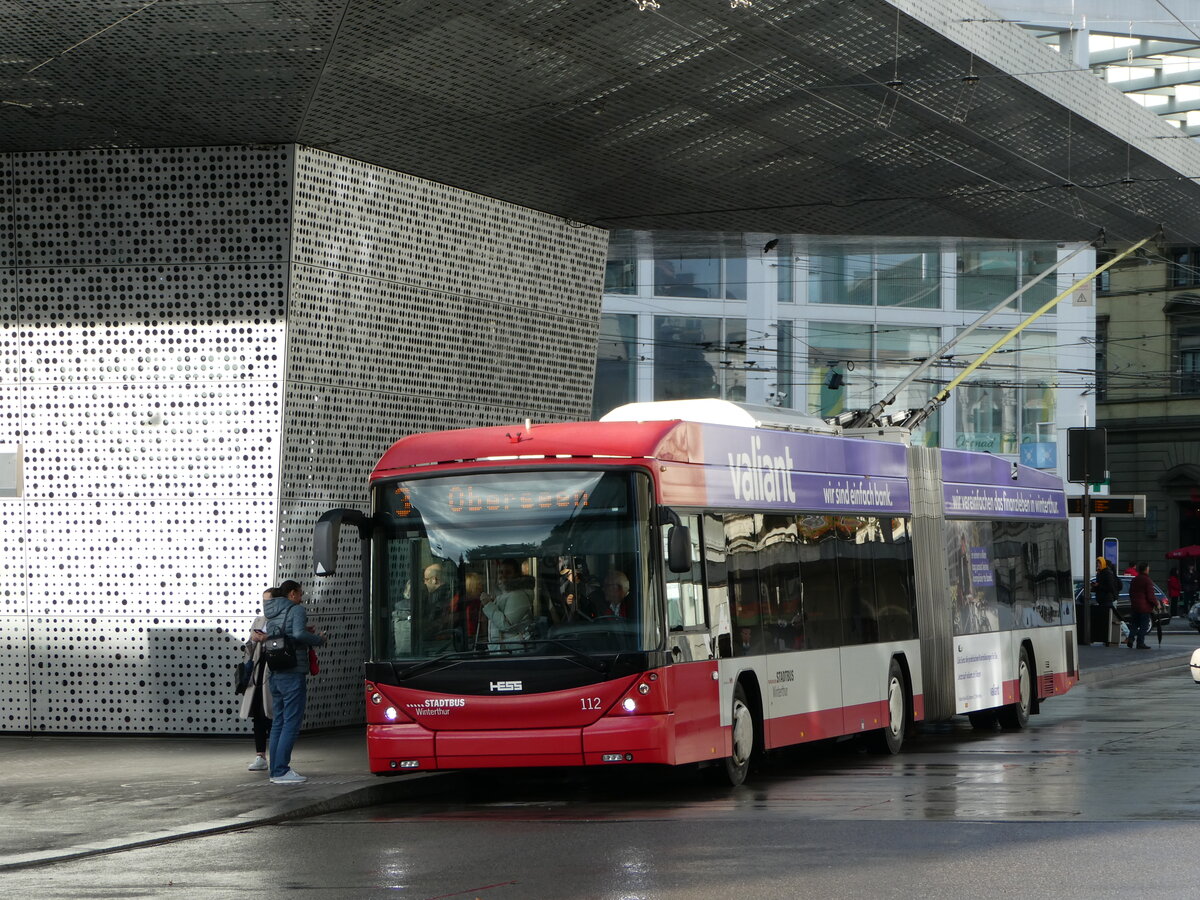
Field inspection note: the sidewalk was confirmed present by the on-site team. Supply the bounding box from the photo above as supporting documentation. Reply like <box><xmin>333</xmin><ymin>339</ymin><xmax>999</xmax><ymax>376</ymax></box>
<box><xmin>0</xmin><ymin>727</ymin><xmax>455</xmax><ymax>871</ymax></box>
<box><xmin>1076</xmin><ymin>633</ymin><xmax>1195</xmax><ymax>685</ymax></box>
<box><xmin>1</xmin><ymin>639</ymin><xmax>1195</xmax><ymax>872</ymax></box>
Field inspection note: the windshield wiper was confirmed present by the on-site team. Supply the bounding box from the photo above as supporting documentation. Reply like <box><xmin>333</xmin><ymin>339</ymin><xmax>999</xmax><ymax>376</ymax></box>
<box><xmin>398</xmin><ymin>649</ymin><xmax>489</xmax><ymax>680</ymax></box>
<box><xmin>534</xmin><ymin>638</ymin><xmax>606</xmax><ymax>672</ymax></box>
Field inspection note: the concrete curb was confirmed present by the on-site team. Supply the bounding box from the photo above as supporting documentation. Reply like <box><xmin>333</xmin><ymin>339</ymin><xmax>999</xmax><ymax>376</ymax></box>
<box><xmin>0</xmin><ymin>772</ymin><xmax>455</xmax><ymax>872</ymax></box>
<box><xmin>1077</xmin><ymin>652</ymin><xmax>1192</xmax><ymax>686</ymax></box>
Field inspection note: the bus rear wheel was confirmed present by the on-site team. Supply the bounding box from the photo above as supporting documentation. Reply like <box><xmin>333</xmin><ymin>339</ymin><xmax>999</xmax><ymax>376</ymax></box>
<box><xmin>998</xmin><ymin>647</ymin><xmax>1032</xmax><ymax>730</ymax></box>
<box><xmin>723</xmin><ymin>683</ymin><xmax>754</xmax><ymax>786</ymax></box>
<box><xmin>867</xmin><ymin>659</ymin><xmax>907</xmax><ymax>755</ymax></box>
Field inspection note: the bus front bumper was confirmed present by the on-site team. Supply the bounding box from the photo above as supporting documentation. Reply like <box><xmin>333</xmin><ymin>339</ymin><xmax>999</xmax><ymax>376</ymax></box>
<box><xmin>367</xmin><ymin>715</ymin><xmax>675</xmax><ymax>774</ymax></box>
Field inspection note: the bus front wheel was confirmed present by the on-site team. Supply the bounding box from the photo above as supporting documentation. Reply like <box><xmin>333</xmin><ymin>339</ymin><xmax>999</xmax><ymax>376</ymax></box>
<box><xmin>724</xmin><ymin>683</ymin><xmax>754</xmax><ymax>786</ymax></box>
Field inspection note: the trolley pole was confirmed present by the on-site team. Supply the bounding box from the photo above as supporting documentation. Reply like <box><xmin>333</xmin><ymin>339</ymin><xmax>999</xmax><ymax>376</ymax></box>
<box><xmin>1081</xmin><ymin>483</ymin><xmax>1092</xmax><ymax>645</ymax></box>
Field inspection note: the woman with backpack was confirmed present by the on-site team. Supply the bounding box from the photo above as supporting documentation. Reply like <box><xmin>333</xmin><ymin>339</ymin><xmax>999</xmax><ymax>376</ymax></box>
<box><xmin>263</xmin><ymin>580</ymin><xmax>325</xmax><ymax>784</ymax></box>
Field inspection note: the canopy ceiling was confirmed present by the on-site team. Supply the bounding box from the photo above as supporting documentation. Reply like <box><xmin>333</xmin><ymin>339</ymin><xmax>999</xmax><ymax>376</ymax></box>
<box><xmin>5</xmin><ymin>0</ymin><xmax>1200</xmax><ymax>244</ymax></box>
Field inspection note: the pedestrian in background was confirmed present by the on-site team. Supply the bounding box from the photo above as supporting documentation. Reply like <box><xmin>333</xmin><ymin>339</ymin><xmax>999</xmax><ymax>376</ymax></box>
<box><xmin>1183</xmin><ymin>564</ymin><xmax>1198</xmax><ymax>612</ymax></box>
<box><xmin>1092</xmin><ymin>557</ymin><xmax>1121</xmax><ymax>646</ymax></box>
<box><xmin>1127</xmin><ymin>563</ymin><xmax>1155</xmax><ymax>650</ymax></box>
<box><xmin>1168</xmin><ymin>568</ymin><xmax>1183</xmax><ymax>617</ymax></box>
<box><xmin>264</xmin><ymin>579</ymin><xmax>325</xmax><ymax>784</ymax></box>
<box><xmin>239</xmin><ymin>587</ymin><xmax>275</xmax><ymax>772</ymax></box>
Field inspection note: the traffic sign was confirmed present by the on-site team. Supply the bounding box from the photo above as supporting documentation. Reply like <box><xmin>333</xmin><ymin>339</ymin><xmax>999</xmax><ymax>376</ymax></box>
<box><xmin>1066</xmin><ymin>495</ymin><xmax>1145</xmax><ymax>517</ymax></box>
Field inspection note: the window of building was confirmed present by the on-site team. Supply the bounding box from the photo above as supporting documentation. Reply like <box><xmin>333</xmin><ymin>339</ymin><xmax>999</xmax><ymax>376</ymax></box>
<box><xmin>953</xmin><ymin>329</ymin><xmax>1056</xmax><ymax>454</ymax></box>
<box><xmin>1170</xmin><ymin>247</ymin><xmax>1200</xmax><ymax>288</ymax></box>
<box><xmin>653</xmin><ymin>316</ymin><xmax>746</xmax><ymax>402</ymax></box>
<box><xmin>653</xmin><ymin>253</ymin><xmax>746</xmax><ymax>300</ymax></box>
<box><xmin>1176</xmin><ymin>322</ymin><xmax>1200</xmax><ymax>395</ymax></box>
<box><xmin>958</xmin><ymin>244</ymin><xmax>1058</xmax><ymax>314</ymax></box>
<box><xmin>808</xmin><ymin>248</ymin><xmax>874</xmax><ymax>305</ymax></box>
<box><xmin>778</xmin><ymin>256</ymin><xmax>795</xmax><ymax>303</ymax></box>
<box><xmin>1019</xmin><ymin>244</ymin><xmax>1058</xmax><ymax>312</ymax></box>
<box><xmin>605</xmin><ymin>232</ymin><xmax>638</xmax><ymax>295</ymax></box>
<box><xmin>807</xmin><ymin>247</ymin><xmax>939</xmax><ymax>308</ymax></box>
<box><xmin>592</xmin><ymin>313</ymin><xmax>638</xmax><ymax>418</ymax></box>
<box><xmin>805</xmin><ymin>322</ymin><xmax>941</xmax><ymax>445</ymax></box>
<box><xmin>875</xmin><ymin>251</ymin><xmax>940</xmax><ymax>308</ymax></box>
<box><xmin>1095</xmin><ymin>316</ymin><xmax>1108</xmax><ymax>401</ymax></box>
<box><xmin>1095</xmin><ymin>248</ymin><xmax>1113</xmax><ymax>294</ymax></box>
<box><xmin>774</xmin><ymin>321</ymin><xmax>794</xmax><ymax>409</ymax></box>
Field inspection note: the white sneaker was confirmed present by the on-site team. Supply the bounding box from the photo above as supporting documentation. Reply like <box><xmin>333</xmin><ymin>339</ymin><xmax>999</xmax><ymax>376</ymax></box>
<box><xmin>270</xmin><ymin>768</ymin><xmax>307</xmax><ymax>784</ymax></box>
<box><xmin>248</xmin><ymin>756</ymin><xmax>268</xmax><ymax>772</ymax></box>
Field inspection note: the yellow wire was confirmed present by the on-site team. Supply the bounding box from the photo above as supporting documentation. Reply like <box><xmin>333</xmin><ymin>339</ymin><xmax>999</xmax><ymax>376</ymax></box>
<box><xmin>935</xmin><ymin>233</ymin><xmax>1157</xmax><ymax>402</ymax></box>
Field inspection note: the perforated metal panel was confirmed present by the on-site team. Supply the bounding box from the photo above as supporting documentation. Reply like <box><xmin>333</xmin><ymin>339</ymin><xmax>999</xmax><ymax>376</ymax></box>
<box><xmin>0</xmin><ymin>144</ymin><xmax>607</xmax><ymax>733</ymax></box>
<box><xmin>278</xmin><ymin>147</ymin><xmax>606</xmax><ymax>728</ymax></box>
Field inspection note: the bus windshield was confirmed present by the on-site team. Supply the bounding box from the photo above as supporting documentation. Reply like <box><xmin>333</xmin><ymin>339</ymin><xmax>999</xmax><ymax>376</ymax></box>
<box><xmin>372</xmin><ymin>469</ymin><xmax>658</xmax><ymax>661</ymax></box>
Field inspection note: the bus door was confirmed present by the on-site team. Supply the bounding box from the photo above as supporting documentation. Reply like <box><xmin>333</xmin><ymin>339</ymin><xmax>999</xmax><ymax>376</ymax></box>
<box><xmin>663</xmin><ymin>513</ymin><xmax>720</xmax><ymax>763</ymax></box>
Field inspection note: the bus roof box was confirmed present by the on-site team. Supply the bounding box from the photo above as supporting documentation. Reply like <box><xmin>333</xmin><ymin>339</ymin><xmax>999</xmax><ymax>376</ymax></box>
<box><xmin>1191</xmin><ymin>648</ymin><xmax>1200</xmax><ymax>684</ymax></box>
<box><xmin>842</xmin><ymin>426</ymin><xmax>912</xmax><ymax>445</ymax></box>
<box><xmin>601</xmin><ymin>399</ymin><xmax>840</xmax><ymax>435</ymax></box>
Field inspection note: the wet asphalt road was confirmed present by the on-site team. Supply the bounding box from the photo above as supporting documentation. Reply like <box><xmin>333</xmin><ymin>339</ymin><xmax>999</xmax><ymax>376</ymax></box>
<box><xmin>12</xmin><ymin>655</ymin><xmax>1200</xmax><ymax>900</ymax></box>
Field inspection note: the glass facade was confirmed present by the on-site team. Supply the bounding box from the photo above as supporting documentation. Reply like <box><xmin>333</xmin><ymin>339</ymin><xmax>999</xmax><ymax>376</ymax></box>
<box><xmin>803</xmin><ymin>322</ymin><xmax>941</xmax><ymax>445</ymax></box>
<box><xmin>953</xmin><ymin>329</ymin><xmax>1057</xmax><ymax>454</ymax></box>
<box><xmin>653</xmin><ymin>316</ymin><xmax>747</xmax><ymax>402</ymax></box>
<box><xmin>595</xmin><ymin>231</ymin><xmax>1086</xmax><ymax>474</ymax></box>
<box><xmin>592</xmin><ymin>313</ymin><xmax>638</xmax><ymax>418</ymax></box>
<box><xmin>653</xmin><ymin>253</ymin><xmax>746</xmax><ymax>300</ymax></box>
<box><xmin>808</xmin><ymin>247</ymin><xmax>939</xmax><ymax>308</ymax></box>
<box><xmin>605</xmin><ymin>232</ymin><xmax>637</xmax><ymax>295</ymax></box>
<box><xmin>959</xmin><ymin>244</ymin><xmax>1059</xmax><ymax>313</ymax></box>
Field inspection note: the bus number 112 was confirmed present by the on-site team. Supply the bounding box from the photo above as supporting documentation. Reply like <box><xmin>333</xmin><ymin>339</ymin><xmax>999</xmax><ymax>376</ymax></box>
<box><xmin>581</xmin><ymin>697</ymin><xmax>602</xmax><ymax>710</ymax></box>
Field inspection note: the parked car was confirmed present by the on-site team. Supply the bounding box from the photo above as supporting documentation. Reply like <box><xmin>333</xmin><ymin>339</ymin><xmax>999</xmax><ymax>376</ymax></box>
<box><xmin>1189</xmin><ymin>601</ymin><xmax>1200</xmax><ymax>633</ymax></box>
<box><xmin>1074</xmin><ymin>575</ymin><xmax>1170</xmax><ymax>628</ymax></box>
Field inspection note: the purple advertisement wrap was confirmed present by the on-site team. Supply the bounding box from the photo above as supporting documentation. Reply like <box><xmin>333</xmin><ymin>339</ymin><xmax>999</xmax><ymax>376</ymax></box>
<box><xmin>943</xmin><ymin>483</ymin><xmax>1065</xmax><ymax>519</ymax></box>
<box><xmin>700</xmin><ymin>425</ymin><xmax>911</xmax><ymax>514</ymax></box>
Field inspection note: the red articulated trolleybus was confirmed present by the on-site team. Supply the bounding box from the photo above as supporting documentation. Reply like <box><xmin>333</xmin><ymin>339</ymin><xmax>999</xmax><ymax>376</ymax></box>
<box><xmin>314</xmin><ymin>399</ymin><xmax>1077</xmax><ymax>785</ymax></box>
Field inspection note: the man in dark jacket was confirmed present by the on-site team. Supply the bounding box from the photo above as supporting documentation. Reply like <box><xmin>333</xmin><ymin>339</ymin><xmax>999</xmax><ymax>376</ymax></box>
<box><xmin>1127</xmin><ymin>563</ymin><xmax>1156</xmax><ymax>650</ymax></box>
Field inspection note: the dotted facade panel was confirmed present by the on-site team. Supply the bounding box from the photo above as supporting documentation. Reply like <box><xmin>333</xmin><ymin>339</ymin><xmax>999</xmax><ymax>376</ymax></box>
<box><xmin>1</xmin><ymin>144</ymin><xmax>608</xmax><ymax>734</ymax></box>
<box><xmin>280</xmin><ymin>149</ymin><xmax>607</xmax><ymax>730</ymax></box>
<box><xmin>0</xmin><ymin>617</ymin><xmax>31</xmax><ymax>729</ymax></box>
<box><xmin>1</xmin><ymin>147</ymin><xmax>291</xmax><ymax>733</ymax></box>
<box><xmin>27</xmin><ymin>613</ymin><xmax>257</xmax><ymax>733</ymax></box>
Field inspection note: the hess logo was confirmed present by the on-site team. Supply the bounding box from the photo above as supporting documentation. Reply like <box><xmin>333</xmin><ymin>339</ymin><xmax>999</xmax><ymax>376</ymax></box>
<box><xmin>490</xmin><ymin>680</ymin><xmax>523</xmax><ymax>692</ymax></box>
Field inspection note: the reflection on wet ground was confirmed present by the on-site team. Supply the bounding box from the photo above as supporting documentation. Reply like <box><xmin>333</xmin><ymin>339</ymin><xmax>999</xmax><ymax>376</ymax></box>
<box><xmin>371</xmin><ymin>663</ymin><xmax>1200</xmax><ymax>824</ymax></box>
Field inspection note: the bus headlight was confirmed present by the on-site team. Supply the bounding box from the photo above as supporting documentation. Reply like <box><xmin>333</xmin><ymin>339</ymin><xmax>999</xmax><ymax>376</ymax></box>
<box><xmin>622</xmin><ymin>697</ymin><xmax>637</xmax><ymax>713</ymax></box>
<box><xmin>370</xmin><ymin>692</ymin><xmax>383</xmax><ymax>705</ymax></box>
<box><xmin>384</xmin><ymin>706</ymin><xmax>399</xmax><ymax>721</ymax></box>
<box><xmin>637</xmin><ymin>683</ymin><xmax>650</xmax><ymax>695</ymax></box>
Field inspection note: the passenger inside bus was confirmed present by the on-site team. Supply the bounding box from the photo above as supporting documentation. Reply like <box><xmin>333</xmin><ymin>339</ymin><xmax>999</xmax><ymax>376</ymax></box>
<box><xmin>420</xmin><ymin>562</ymin><xmax>456</xmax><ymax>642</ymax></box>
<box><xmin>480</xmin><ymin>559</ymin><xmax>535</xmax><ymax>648</ymax></box>
<box><xmin>553</xmin><ymin>557</ymin><xmax>601</xmax><ymax>624</ymax></box>
<box><xmin>455</xmin><ymin>571</ymin><xmax>484</xmax><ymax>648</ymax></box>
<box><xmin>595</xmin><ymin>569</ymin><xmax>631</xmax><ymax>618</ymax></box>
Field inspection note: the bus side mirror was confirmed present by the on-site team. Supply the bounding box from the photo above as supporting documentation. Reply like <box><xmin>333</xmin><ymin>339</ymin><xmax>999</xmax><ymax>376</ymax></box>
<box><xmin>314</xmin><ymin>508</ymin><xmax>374</xmax><ymax>576</ymax></box>
<box><xmin>667</xmin><ymin>523</ymin><xmax>692</xmax><ymax>574</ymax></box>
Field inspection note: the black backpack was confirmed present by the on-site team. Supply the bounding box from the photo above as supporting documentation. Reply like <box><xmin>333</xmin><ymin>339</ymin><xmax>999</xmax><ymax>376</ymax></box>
<box><xmin>262</xmin><ymin>608</ymin><xmax>297</xmax><ymax>672</ymax></box>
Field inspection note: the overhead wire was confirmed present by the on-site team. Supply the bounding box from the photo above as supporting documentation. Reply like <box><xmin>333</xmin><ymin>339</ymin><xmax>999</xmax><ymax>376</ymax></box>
<box><xmin>614</xmin><ymin>2</ymin><xmax>1200</xmax><ymax>249</ymax></box>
